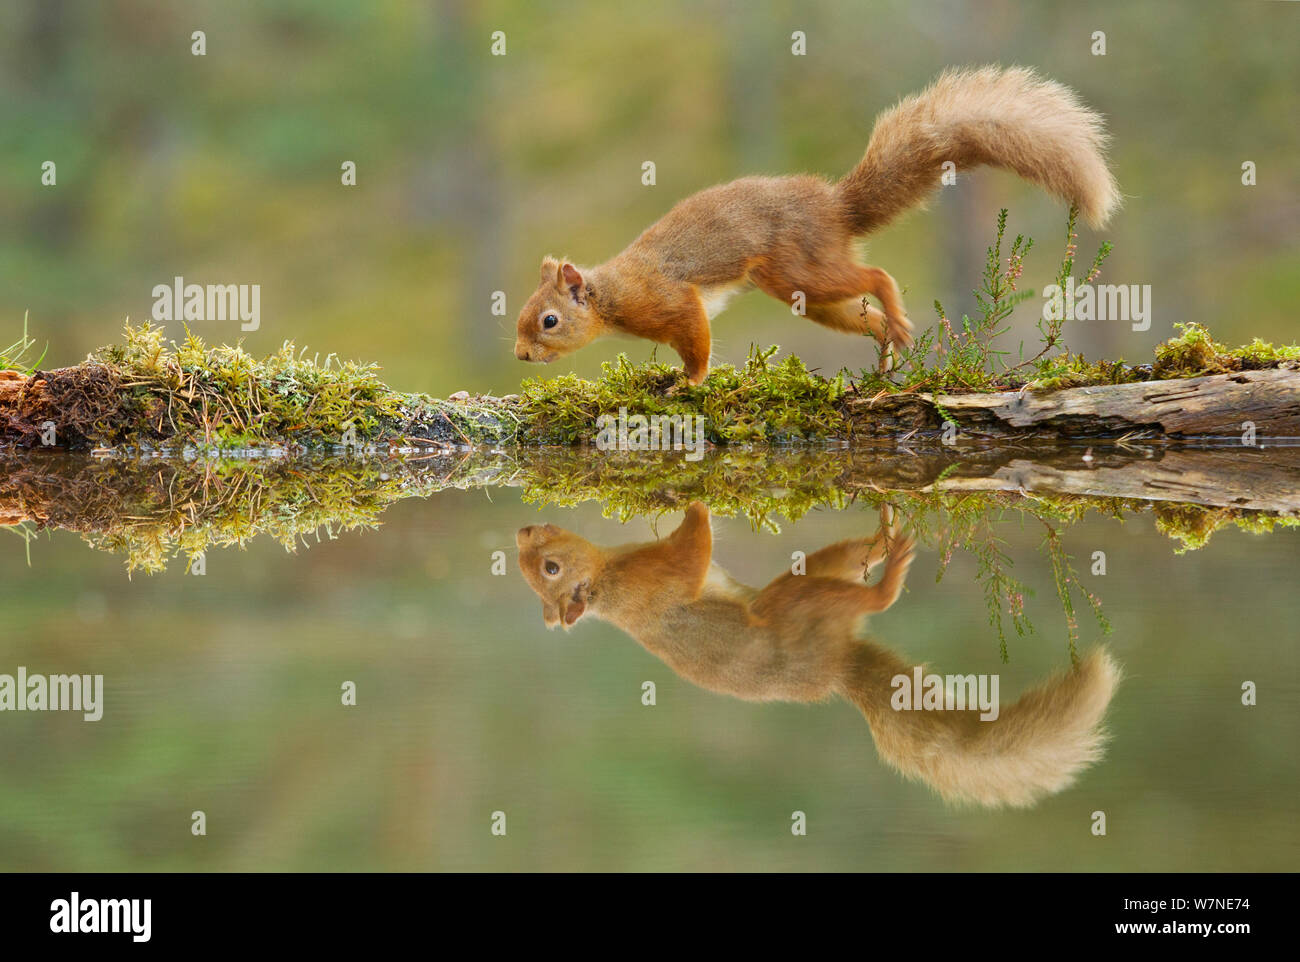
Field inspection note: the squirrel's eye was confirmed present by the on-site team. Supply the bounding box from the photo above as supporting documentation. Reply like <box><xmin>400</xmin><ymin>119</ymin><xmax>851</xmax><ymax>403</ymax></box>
<box><xmin>542</xmin><ymin>313</ymin><xmax>559</xmax><ymax>330</ymax></box>
<box><xmin>544</xmin><ymin>560</ymin><xmax>560</xmax><ymax>576</ymax></box>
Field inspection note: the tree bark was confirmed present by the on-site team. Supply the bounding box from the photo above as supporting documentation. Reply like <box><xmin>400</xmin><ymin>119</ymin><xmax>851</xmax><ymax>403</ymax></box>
<box><xmin>923</xmin><ymin>364</ymin><xmax>1300</xmax><ymax>438</ymax></box>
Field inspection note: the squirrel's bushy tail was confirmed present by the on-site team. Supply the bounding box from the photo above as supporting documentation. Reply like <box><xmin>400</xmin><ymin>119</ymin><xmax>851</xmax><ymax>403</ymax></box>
<box><xmin>837</xmin><ymin>65</ymin><xmax>1120</xmax><ymax>234</ymax></box>
<box><xmin>839</xmin><ymin>645</ymin><xmax>1121</xmax><ymax>808</ymax></box>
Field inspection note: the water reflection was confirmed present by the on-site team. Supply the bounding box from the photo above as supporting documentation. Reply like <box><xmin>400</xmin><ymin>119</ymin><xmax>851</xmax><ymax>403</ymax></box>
<box><xmin>517</xmin><ymin>502</ymin><xmax>1120</xmax><ymax>808</ymax></box>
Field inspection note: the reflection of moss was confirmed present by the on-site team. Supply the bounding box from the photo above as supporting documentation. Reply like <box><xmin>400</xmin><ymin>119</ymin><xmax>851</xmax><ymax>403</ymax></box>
<box><xmin>7</xmin><ymin>449</ymin><xmax>1296</xmax><ymax>662</ymax></box>
<box><xmin>3</xmin><ymin>456</ymin><xmax>447</xmax><ymax>575</ymax></box>
<box><xmin>517</xmin><ymin>447</ymin><xmax>851</xmax><ymax>530</ymax></box>
<box><xmin>1154</xmin><ymin>501</ymin><xmax>1300</xmax><ymax>553</ymax></box>
<box><xmin>8</xmin><ymin>448</ymin><xmax>1294</xmax><ymax>575</ymax></box>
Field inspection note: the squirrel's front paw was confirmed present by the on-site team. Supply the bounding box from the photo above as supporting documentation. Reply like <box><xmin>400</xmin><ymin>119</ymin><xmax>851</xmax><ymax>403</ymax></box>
<box><xmin>665</xmin><ymin>372</ymin><xmax>702</xmax><ymax>396</ymax></box>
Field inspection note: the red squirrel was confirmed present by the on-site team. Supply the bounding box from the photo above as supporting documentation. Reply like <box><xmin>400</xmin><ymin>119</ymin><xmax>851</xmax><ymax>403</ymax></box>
<box><xmin>515</xmin><ymin>66</ymin><xmax>1119</xmax><ymax>384</ymax></box>
<box><xmin>517</xmin><ymin>503</ymin><xmax>1120</xmax><ymax>808</ymax></box>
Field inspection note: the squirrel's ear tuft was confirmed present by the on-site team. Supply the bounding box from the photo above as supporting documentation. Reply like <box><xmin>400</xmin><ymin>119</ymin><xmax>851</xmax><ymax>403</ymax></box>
<box><xmin>540</xmin><ymin>256</ymin><xmax>561</xmax><ymax>286</ymax></box>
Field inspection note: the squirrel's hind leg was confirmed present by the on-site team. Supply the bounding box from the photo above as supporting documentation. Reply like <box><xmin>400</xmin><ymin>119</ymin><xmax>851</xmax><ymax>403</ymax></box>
<box><xmin>798</xmin><ymin>536</ymin><xmax>889</xmax><ymax>583</ymax></box>
<box><xmin>753</xmin><ymin>259</ymin><xmax>914</xmax><ymax>369</ymax></box>
<box><xmin>805</xmin><ymin>298</ymin><xmax>888</xmax><ymax>338</ymax></box>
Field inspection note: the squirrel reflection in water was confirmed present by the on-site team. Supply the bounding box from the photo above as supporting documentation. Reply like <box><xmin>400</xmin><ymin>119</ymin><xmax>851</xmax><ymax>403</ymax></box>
<box><xmin>517</xmin><ymin>503</ymin><xmax>1120</xmax><ymax>808</ymax></box>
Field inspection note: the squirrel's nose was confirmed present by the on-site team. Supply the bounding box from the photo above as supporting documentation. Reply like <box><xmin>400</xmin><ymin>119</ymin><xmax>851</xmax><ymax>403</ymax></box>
<box><xmin>514</xmin><ymin>343</ymin><xmax>531</xmax><ymax>361</ymax></box>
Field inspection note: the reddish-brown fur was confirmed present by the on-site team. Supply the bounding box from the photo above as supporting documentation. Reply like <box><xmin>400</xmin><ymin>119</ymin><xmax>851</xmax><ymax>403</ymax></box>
<box><xmin>517</xmin><ymin>504</ymin><xmax>1121</xmax><ymax>808</ymax></box>
<box><xmin>515</xmin><ymin>66</ymin><xmax>1119</xmax><ymax>384</ymax></box>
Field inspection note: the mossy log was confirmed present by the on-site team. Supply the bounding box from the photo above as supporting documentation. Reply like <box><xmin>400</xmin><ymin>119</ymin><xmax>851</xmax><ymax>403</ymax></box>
<box><xmin>6</xmin><ymin>361</ymin><xmax>1300</xmax><ymax>449</ymax></box>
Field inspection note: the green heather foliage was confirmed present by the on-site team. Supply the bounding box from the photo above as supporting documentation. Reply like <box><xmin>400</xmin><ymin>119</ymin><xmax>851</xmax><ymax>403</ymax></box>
<box><xmin>856</xmin><ymin>206</ymin><xmax>1116</xmax><ymax>395</ymax></box>
<box><xmin>0</xmin><ymin>313</ymin><xmax>46</xmax><ymax>374</ymax></box>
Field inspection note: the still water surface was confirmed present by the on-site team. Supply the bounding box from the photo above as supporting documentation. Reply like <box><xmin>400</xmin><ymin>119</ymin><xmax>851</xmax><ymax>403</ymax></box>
<box><xmin>0</xmin><ymin>452</ymin><xmax>1296</xmax><ymax>871</ymax></box>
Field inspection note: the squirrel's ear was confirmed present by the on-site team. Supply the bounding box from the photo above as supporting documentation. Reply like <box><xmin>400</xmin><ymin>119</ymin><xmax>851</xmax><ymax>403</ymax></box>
<box><xmin>540</xmin><ymin>256</ymin><xmax>561</xmax><ymax>286</ymax></box>
<box><xmin>561</xmin><ymin>596</ymin><xmax>586</xmax><ymax>628</ymax></box>
<box><xmin>560</xmin><ymin>580</ymin><xmax>590</xmax><ymax>628</ymax></box>
<box><xmin>560</xmin><ymin>263</ymin><xmax>587</xmax><ymax>304</ymax></box>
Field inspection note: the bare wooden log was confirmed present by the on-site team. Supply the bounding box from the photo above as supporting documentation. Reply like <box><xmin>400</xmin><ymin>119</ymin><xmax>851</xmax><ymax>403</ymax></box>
<box><xmin>927</xmin><ymin>363</ymin><xmax>1300</xmax><ymax>438</ymax></box>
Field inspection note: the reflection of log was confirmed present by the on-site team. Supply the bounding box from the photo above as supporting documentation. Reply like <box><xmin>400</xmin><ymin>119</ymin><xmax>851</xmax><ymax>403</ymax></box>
<box><xmin>3</xmin><ymin>445</ymin><xmax>1298</xmax><ymax>541</ymax></box>
<box><xmin>912</xmin><ymin>447</ymin><xmax>1300</xmax><ymax>513</ymax></box>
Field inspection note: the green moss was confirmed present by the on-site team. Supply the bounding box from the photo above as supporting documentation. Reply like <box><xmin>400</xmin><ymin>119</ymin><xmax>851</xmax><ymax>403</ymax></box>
<box><xmin>9</xmin><ymin>316</ymin><xmax>1299</xmax><ymax>451</ymax></box>
<box><xmin>85</xmin><ymin>322</ymin><xmax>408</xmax><ymax>447</ymax></box>
<box><xmin>1152</xmin><ymin>323</ymin><xmax>1228</xmax><ymax>378</ymax></box>
<box><xmin>1026</xmin><ymin>354</ymin><xmax>1146</xmax><ymax>392</ymax></box>
<box><xmin>515</xmin><ymin>346</ymin><xmax>848</xmax><ymax>444</ymax></box>
<box><xmin>1152</xmin><ymin>322</ymin><xmax>1300</xmax><ymax>379</ymax></box>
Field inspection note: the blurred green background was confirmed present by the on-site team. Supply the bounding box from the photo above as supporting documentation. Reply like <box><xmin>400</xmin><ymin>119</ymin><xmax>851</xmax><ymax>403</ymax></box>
<box><xmin>1</xmin><ymin>0</ymin><xmax>1297</xmax><ymax>392</ymax></box>
<box><xmin>1</xmin><ymin>0</ymin><xmax>1298</xmax><ymax>872</ymax></box>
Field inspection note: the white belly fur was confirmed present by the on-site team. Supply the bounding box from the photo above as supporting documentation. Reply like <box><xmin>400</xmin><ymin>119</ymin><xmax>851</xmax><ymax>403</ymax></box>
<box><xmin>701</xmin><ymin>563</ymin><xmax>758</xmax><ymax>603</ymax></box>
<box><xmin>699</xmin><ymin>279</ymin><xmax>752</xmax><ymax>320</ymax></box>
